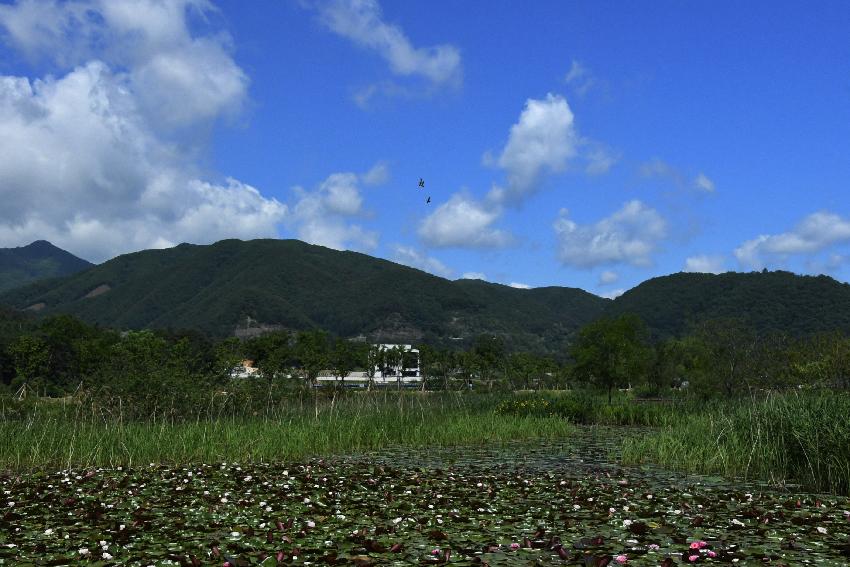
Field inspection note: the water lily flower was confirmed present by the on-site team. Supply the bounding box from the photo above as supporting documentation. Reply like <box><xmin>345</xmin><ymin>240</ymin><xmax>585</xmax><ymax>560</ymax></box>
<box><xmin>431</xmin><ymin>548</ymin><xmax>441</xmax><ymax>556</ymax></box>
<box><xmin>689</xmin><ymin>555</ymin><xmax>699</xmax><ymax>562</ymax></box>
<box><xmin>648</xmin><ymin>544</ymin><xmax>660</xmax><ymax>551</ymax></box>
<box><xmin>817</xmin><ymin>526</ymin><xmax>827</xmax><ymax>534</ymax></box>
<box><xmin>615</xmin><ymin>554</ymin><xmax>628</xmax><ymax>563</ymax></box>
<box><xmin>102</xmin><ymin>552</ymin><xmax>113</xmax><ymax>560</ymax></box>
<box><xmin>306</xmin><ymin>520</ymin><xmax>316</xmax><ymax>528</ymax></box>
<box><xmin>707</xmin><ymin>551</ymin><xmax>717</xmax><ymax>558</ymax></box>
<box><xmin>509</xmin><ymin>543</ymin><xmax>520</xmax><ymax>551</ymax></box>
<box><xmin>79</xmin><ymin>548</ymin><xmax>90</xmax><ymax>556</ymax></box>
<box><xmin>43</xmin><ymin>528</ymin><xmax>53</xmax><ymax>536</ymax></box>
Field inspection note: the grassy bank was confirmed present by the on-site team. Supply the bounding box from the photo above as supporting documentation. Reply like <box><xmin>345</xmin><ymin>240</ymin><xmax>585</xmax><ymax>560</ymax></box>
<box><xmin>495</xmin><ymin>390</ymin><xmax>685</xmax><ymax>426</ymax></box>
<box><xmin>0</xmin><ymin>392</ymin><xmax>574</xmax><ymax>470</ymax></box>
<box><xmin>621</xmin><ymin>392</ymin><xmax>850</xmax><ymax>494</ymax></box>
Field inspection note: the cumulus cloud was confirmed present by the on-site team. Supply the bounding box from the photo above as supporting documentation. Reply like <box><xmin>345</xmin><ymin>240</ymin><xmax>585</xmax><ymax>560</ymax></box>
<box><xmin>0</xmin><ymin>0</ymin><xmax>248</xmax><ymax>133</ymax></box>
<box><xmin>418</xmin><ymin>193</ymin><xmax>512</xmax><ymax>248</ymax></box>
<box><xmin>0</xmin><ymin>0</ymin><xmax>285</xmax><ymax>262</ymax></box>
<box><xmin>684</xmin><ymin>254</ymin><xmax>725</xmax><ymax>274</ymax></box>
<box><xmin>287</xmin><ymin>169</ymin><xmax>382</xmax><ymax>252</ymax></box>
<box><xmin>489</xmin><ymin>93</ymin><xmax>578</xmax><ymax>203</ymax></box>
<box><xmin>598</xmin><ymin>270</ymin><xmax>618</xmax><ymax>285</ymax></box>
<box><xmin>553</xmin><ymin>201</ymin><xmax>667</xmax><ymax>268</ymax></box>
<box><xmin>734</xmin><ymin>211</ymin><xmax>850</xmax><ymax>269</ymax></box>
<box><xmin>390</xmin><ymin>244</ymin><xmax>452</xmax><ymax>278</ymax></box>
<box><xmin>315</xmin><ymin>0</ymin><xmax>462</xmax><ymax>87</ymax></box>
<box><xmin>461</xmin><ymin>272</ymin><xmax>486</xmax><ymax>280</ymax></box>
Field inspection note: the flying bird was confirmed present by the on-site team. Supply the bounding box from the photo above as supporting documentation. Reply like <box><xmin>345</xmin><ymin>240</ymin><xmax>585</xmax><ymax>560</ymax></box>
<box><xmin>418</xmin><ymin>178</ymin><xmax>425</xmax><ymax>188</ymax></box>
<box><xmin>426</xmin><ymin>196</ymin><xmax>431</xmax><ymax>203</ymax></box>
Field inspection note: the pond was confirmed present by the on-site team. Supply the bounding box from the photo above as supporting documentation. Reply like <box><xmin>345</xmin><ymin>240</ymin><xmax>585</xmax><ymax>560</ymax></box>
<box><xmin>1</xmin><ymin>427</ymin><xmax>848</xmax><ymax>565</ymax></box>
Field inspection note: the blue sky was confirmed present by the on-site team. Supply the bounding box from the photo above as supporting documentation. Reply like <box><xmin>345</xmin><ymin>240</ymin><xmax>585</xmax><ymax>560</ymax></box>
<box><xmin>1</xmin><ymin>1</ymin><xmax>849</xmax><ymax>297</ymax></box>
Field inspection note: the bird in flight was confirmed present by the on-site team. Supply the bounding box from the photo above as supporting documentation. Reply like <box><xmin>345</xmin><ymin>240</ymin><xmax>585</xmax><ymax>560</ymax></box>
<box><xmin>418</xmin><ymin>178</ymin><xmax>425</xmax><ymax>188</ymax></box>
<box><xmin>426</xmin><ymin>196</ymin><xmax>431</xmax><ymax>204</ymax></box>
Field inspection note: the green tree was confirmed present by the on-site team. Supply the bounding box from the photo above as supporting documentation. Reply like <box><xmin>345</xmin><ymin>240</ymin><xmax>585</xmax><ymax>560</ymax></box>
<box><xmin>330</xmin><ymin>338</ymin><xmax>355</xmax><ymax>386</ymax></box>
<box><xmin>365</xmin><ymin>343</ymin><xmax>384</xmax><ymax>390</ymax></box>
<box><xmin>688</xmin><ymin>318</ymin><xmax>759</xmax><ymax>398</ymax></box>
<box><xmin>472</xmin><ymin>334</ymin><xmax>506</xmax><ymax>391</ymax></box>
<box><xmin>571</xmin><ymin>314</ymin><xmax>651</xmax><ymax>403</ymax></box>
<box><xmin>9</xmin><ymin>334</ymin><xmax>51</xmax><ymax>396</ymax></box>
<box><xmin>295</xmin><ymin>329</ymin><xmax>330</xmax><ymax>388</ymax></box>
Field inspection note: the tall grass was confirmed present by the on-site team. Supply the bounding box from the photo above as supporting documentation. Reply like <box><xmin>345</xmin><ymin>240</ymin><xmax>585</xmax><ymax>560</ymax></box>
<box><xmin>621</xmin><ymin>392</ymin><xmax>850</xmax><ymax>495</ymax></box>
<box><xmin>0</xmin><ymin>391</ymin><xmax>574</xmax><ymax>470</ymax></box>
<box><xmin>495</xmin><ymin>390</ymin><xmax>686</xmax><ymax>426</ymax></box>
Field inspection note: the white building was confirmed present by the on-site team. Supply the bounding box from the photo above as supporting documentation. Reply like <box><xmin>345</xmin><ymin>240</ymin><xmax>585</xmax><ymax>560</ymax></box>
<box><xmin>316</xmin><ymin>344</ymin><xmax>422</xmax><ymax>388</ymax></box>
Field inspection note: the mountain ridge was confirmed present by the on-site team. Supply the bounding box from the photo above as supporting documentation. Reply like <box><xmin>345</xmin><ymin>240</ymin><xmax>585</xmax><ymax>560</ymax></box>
<box><xmin>3</xmin><ymin>239</ymin><xmax>850</xmax><ymax>352</ymax></box>
<box><xmin>0</xmin><ymin>241</ymin><xmax>93</xmax><ymax>294</ymax></box>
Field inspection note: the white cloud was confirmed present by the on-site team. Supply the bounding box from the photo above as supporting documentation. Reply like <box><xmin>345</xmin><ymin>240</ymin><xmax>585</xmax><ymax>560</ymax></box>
<box><xmin>564</xmin><ymin>59</ymin><xmax>596</xmax><ymax>96</ymax></box>
<box><xmin>554</xmin><ymin>201</ymin><xmax>667</xmax><ymax>268</ymax></box>
<box><xmin>490</xmin><ymin>93</ymin><xmax>578</xmax><ymax>203</ymax></box>
<box><xmin>694</xmin><ymin>173</ymin><xmax>715</xmax><ymax>193</ymax></box>
<box><xmin>584</xmin><ymin>145</ymin><xmax>619</xmax><ymax>175</ymax></box>
<box><xmin>734</xmin><ymin>211</ymin><xmax>850</xmax><ymax>269</ymax></box>
<box><xmin>684</xmin><ymin>254</ymin><xmax>725</xmax><ymax>274</ymax></box>
<box><xmin>362</xmin><ymin>161</ymin><xmax>390</xmax><ymax>185</ymax></box>
<box><xmin>390</xmin><ymin>244</ymin><xmax>452</xmax><ymax>278</ymax></box>
<box><xmin>0</xmin><ymin>0</ymin><xmax>248</xmax><ymax>133</ymax></box>
<box><xmin>0</xmin><ymin>0</ymin><xmax>280</xmax><ymax>262</ymax></box>
<box><xmin>640</xmin><ymin>159</ymin><xmax>716</xmax><ymax>194</ymax></box>
<box><xmin>598</xmin><ymin>270</ymin><xmax>618</xmax><ymax>285</ymax></box>
<box><xmin>287</xmin><ymin>169</ymin><xmax>380</xmax><ymax>252</ymax></box>
<box><xmin>418</xmin><ymin>193</ymin><xmax>512</xmax><ymax>248</ymax></box>
<box><xmin>639</xmin><ymin>158</ymin><xmax>684</xmax><ymax>185</ymax></box>
<box><xmin>599</xmin><ymin>288</ymin><xmax>625</xmax><ymax>299</ymax></box>
<box><xmin>315</xmin><ymin>0</ymin><xmax>462</xmax><ymax>87</ymax></box>
<box><xmin>509</xmin><ymin>282</ymin><xmax>531</xmax><ymax>289</ymax></box>
<box><xmin>461</xmin><ymin>272</ymin><xmax>486</xmax><ymax>280</ymax></box>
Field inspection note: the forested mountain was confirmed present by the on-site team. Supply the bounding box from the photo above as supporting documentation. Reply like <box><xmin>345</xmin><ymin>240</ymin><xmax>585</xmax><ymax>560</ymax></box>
<box><xmin>0</xmin><ymin>241</ymin><xmax>93</xmax><ymax>293</ymax></box>
<box><xmin>3</xmin><ymin>239</ymin><xmax>850</xmax><ymax>350</ymax></box>
<box><xmin>606</xmin><ymin>270</ymin><xmax>850</xmax><ymax>338</ymax></box>
<box><xmin>0</xmin><ymin>239</ymin><xmax>606</xmax><ymax>352</ymax></box>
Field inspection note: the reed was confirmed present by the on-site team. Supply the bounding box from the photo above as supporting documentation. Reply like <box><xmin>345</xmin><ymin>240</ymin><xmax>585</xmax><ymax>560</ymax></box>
<box><xmin>621</xmin><ymin>391</ymin><xmax>850</xmax><ymax>495</ymax></box>
<box><xmin>0</xmin><ymin>391</ymin><xmax>574</xmax><ymax>470</ymax></box>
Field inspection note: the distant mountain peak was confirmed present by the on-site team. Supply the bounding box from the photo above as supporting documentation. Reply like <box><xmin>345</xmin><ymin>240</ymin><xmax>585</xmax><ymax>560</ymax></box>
<box><xmin>0</xmin><ymin>241</ymin><xmax>93</xmax><ymax>294</ymax></box>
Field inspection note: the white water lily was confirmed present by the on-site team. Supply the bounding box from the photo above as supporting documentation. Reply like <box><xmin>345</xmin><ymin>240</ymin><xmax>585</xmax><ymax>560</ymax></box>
<box><xmin>817</xmin><ymin>526</ymin><xmax>828</xmax><ymax>534</ymax></box>
<box><xmin>44</xmin><ymin>528</ymin><xmax>53</xmax><ymax>535</ymax></box>
<box><xmin>102</xmin><ymin>552</ymin><xmax>113</xmax><ymax>560</ymax></box>
<box><xmin>79</xmin><ymin>548</ymin><xmax>90</xmax><ymax>556</ymax></box>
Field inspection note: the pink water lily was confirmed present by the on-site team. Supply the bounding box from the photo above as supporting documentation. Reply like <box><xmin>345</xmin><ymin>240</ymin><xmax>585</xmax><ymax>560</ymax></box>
<box><xmin>615</xmin><ymin>554</ymin><xmax>628</xmax><ymax>563</ymax></box>
<box><xmin>689</xmin><ymin>555</ymin><xmax>699</xmax><ymax>562</ymax></box>
<box><xmin>509</xmin><ymin>542</ymin><xmax>520</xmax><ymax>551</ymax></box>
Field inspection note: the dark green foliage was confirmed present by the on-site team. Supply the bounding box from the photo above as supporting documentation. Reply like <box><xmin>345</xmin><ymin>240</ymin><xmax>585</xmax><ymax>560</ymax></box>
<box><xmin>608</xmin><ymin>270</ymin><xmax>850</xmax><ymax>338</ymax></box>
<box><xmin>570</xmin><ymin>314</ymin><xmax>652</xmax><ymax>403</ymax></box>
<box><xmin>0</xmin><ymin>239</ymin><xmax>606</xmax><ymax>354</ymax></box>
<box><xmin>0</xmin><ymin>240</ymin><xmax>92</xmax><ymax>293</ymax></box>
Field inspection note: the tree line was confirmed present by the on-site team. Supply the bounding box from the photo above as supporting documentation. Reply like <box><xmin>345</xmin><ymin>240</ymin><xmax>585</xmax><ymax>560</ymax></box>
<box><xmin>2</xmin><ymin>312</ymin><xmax>849</xmax><ymax>402</ymax></box>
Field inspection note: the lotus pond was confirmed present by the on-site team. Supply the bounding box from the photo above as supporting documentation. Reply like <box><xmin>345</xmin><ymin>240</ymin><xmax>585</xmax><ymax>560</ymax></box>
<box><xmin>2</xmin><ymin>428</ymin><xmax>850</xmax><ymax>566</ymax></box>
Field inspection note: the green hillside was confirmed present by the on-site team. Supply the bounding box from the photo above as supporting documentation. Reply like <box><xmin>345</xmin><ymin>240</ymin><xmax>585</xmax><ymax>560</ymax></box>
<box><xmin>0</xmin><ymin>239</ymin><xmax>606</xmax><ymax>352</ymax></box>
<box><xmin>607</xmin><ymin>270</ymin><xmax>850</xmax><ymax>338</ymax></box>
<box><xmin>0</xmin><ymin>241</ymin><xmax>93</xmax><ymax>293</ymax></box>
